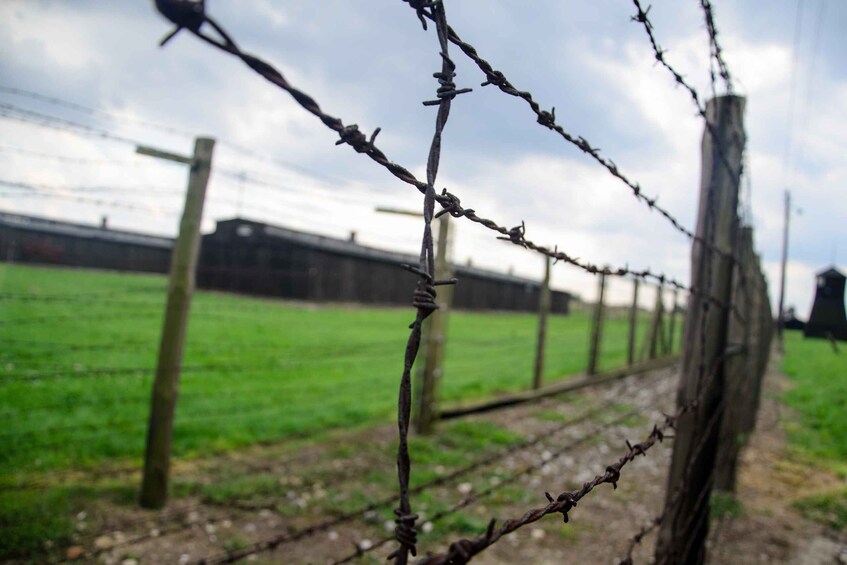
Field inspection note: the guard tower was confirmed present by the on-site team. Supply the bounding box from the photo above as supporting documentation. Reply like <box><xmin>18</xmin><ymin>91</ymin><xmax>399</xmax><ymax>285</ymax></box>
<box><xmin>804</xmin><ymin>266</ymin><xmax>847</xmax><ymax>341</ymax></box>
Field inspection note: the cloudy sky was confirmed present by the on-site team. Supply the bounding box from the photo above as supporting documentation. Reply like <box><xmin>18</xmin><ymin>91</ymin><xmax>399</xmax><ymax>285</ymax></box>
<box><xmin>0</xmin><ymin>0</ymin><xmax>844</xmax><ymax>314</ymax></box>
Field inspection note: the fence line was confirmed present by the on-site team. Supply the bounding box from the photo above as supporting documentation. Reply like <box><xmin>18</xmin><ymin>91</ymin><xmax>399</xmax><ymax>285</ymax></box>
<box><xmin>328</xmin><ymin>407</ymin><xmax>646</xmax><ymax>565</ymax></box>
<box><xmin>412</xmin><ymin>5</ymin><xmax>725</xmax><ymax>258</ymax></box>
<box><xmin>151</xmin><ymin>0</ymin><xmax>730</xmax><ymax>307</ymax></box>
<box><xmin>0</xmin><ymin>1</ymin><xmax>776</xmax><ymax>563</ymax></box>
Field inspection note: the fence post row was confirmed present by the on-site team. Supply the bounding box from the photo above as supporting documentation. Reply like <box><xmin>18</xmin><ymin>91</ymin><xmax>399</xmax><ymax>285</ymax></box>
<box><xmin>140</xmin><ymin>137</ymin><xmax>215</xmax><ymax>509</ymax></box>
<box><xmin>586</xmin><ymin>269</ymin><xmax>607</xmax><ymax>376</ymax></box>
<box><xmin>415</xmin><ymin>214</ymin><xmax>453</xmax><ymax>434</ymax></box>
<box><xmin>627</xmin><ymin>279</ymin><xmax>640</xmax><ymax>366</ymax></box>
<box><xmin>746</xmin><ymin>258</ymin><xmax>773</xmax><ymax>434</ymax></box>
<box><xmin>533</xmin><ymin>255</ymin><xmax>552</xmax><ymax>389</ymax></box>
<box><xmin>714</xmin><ymin>226</ymin><xmax>755</xmax><ymax>492</ymax></box>
<box><xmin>654</xmin><ymin>95</ymin><xmax>745</xmax><ymax>564</ymax></box>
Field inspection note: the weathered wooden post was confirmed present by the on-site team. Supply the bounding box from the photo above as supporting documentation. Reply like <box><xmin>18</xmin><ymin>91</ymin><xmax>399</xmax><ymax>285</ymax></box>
<box><xmin>647</xmin><ymin>285</ymin><xmax>665</xmax><ymax>360</ymax></box>
<box><xmin>627</xmin><ymin>279</ymin><xmax>640</xmax><ymax>366</ymax></box>
<box><xmin>586</xmin><ymin>270</ymin><xmax>607</xmax><ymax>375</ymax></box>
<box><xmin>742</xmin><ymin>259</ymin><xmax>773</xmax><ymax>434</ymax></box>
<box><xmin>666</xmin><ymin>288</ymin><xmax>680</xmax><ymax>353</ymax></box>
<box><xmin>532</xmin><ymin>255</ymin><xmax>552</xmax><ymax>389</ymax></box>
<box><xmin>415</xmin><ymin>214</ymin><xmax>453</xmax><ymax>434</ymax></box>
<box><xmin>655</xmin><ymin>95</ymin><xmax>745</xmax><ymax>564</ymax></box>
<box><xmin>714</xmin><ymin>226</ymin><xmax>754</xmax><ymax>492</ymax></box>
<box><xmin>140</xmin><ymin>137</ymin><xmax>215</xmax><ymax>509</ymax></box>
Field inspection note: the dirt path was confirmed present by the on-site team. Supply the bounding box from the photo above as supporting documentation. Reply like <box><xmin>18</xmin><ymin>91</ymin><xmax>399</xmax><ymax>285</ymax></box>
<box><xmin>52</xmin><ymin>363</ymin><xmax>845</xmax><ymax>564</ymax></box>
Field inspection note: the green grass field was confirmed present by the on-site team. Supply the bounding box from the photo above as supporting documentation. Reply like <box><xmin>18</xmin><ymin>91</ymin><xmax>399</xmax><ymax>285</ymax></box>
<box><xmin>782</xmin><ymin>330</ymin><xmax>847</xmax><ymax>530</ymax></box>
<box><xmin>0</xmin><ymin>264</ymin><xmax>668</xmax><ymax>478</ymax></box>
<box><xmin>782</xmin><ymin>331</ymin><xmax>847</xmax><ymax>464</ymax></box>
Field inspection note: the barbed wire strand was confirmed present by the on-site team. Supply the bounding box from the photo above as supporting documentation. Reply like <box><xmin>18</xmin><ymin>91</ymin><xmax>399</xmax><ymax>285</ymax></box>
<box><xmin>410</xmin><ymin>5</ymin><xmax>733</xmax><ymax>262</ymax></box>
<box><xmin>150</xmin><ymin>0</ymin><xmax>731</xmax><ymax>308</ymax></box>
<box><xmin>193</xmin><ymin>394</ymin><xmax>633</xmax><ymax>564</ymax></box>
<box><xmin>699</xmin><ymin>0</ymin><xmax>734</xmax><ymax>94</ymax></box>
<box><xmin>329</xmin><ymin>407</ymin><xmax>646</xmax><ymax>564</ymax></box>
<box><xmin>414</xmin><ymin>325</ymin><xmax>731</xmax><ymax>565</ymax></box>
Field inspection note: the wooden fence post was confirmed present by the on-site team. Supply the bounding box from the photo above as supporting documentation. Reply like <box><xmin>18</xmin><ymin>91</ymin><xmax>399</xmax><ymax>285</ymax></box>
<box><xmin>665</xmin><ymin>288</ymin><xmax>680</xmax><ymax>353</ymax></box>
<box><xmin>714</xmin><ymin>226</ymin><xmax>755</xmax><ymax>492</ymax></box>
<box><xmin>415</xmin><ymin>214</ymin><xmax>453</xmax><ymax>434</ymax></box>
<box><xmin>627</xmin><ymin>279</ymin><xmax>640</xmax><ymax>366</ymax></box>
<box><xmin>586</xmin><ymin>270</ymin><xmax>607</xmax><ymax>375</ymax></box>
<box><xmin>655</xmin><ymin>95</ymin><xmax>745</xmax><ymax>564</ymax></box>
<box><xmin>647</xmin><ymin>285</ymin><xmax>665</xmax><ymax>360</ymax></box>
<box><xmin>742</xmin><ymin>260</ymin><xmax>773</xmax><ymax>434</ymax></box>
<box><xmin>532</xmin><ymin>255</ymin><xmax>552</xmax><ymax>389</ymax></box>
<box><xmin>140</xmin><ymin>137</ymin><xmax>215</xmax><ymax>509</ymax></box>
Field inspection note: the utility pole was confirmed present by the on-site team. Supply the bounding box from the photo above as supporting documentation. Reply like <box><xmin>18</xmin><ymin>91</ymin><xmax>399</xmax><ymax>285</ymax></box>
<box><xmin>776</xmin><ymin>190</ymin><xmax>790</xmax><ymax>352</ymax></box>
<box><xmin>532</xmin><ymin>255</ymin><xmax>552</xmax><ymax>389</ymax></box>
<box><xmin>139</xmin><ymin>137</ymin><xmax>215</xmax><ymax>509</ymax></box>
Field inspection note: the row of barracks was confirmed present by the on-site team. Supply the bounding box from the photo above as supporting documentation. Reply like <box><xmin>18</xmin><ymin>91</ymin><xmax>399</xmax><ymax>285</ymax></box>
<box><xmin>0</xmin><ymin>211</ymin><xmax>571</xmax><ymax>314</ymax></box>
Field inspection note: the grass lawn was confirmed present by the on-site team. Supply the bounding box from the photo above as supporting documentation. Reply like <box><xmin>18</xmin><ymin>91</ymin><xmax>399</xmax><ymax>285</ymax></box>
<box><xmin>0</xmin><ymin>263</ymin><xmax>666</xmax><ymax>477</ymax></box>
<box><xmin>782</xmin><ymin>330</ymin><xmax>847</xmax><ymax>529</ymax></box>
<box><xmin>0</xmin><ymin>263</ymin><xmax>678</xmax><ymax>560</ymax></box>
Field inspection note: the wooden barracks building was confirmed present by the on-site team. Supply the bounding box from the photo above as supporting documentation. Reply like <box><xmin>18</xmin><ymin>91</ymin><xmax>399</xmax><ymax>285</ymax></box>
<box><xmin>0</xmin><ymin>211</ymin><xmax>571</xmax><ymax>314</ymax></box>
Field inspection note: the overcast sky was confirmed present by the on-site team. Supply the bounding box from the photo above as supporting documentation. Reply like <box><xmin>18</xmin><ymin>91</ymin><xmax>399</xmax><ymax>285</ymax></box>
<box><xmin>1</xmin><ymin>0</ymin><xmax>844</xmax><ymax>315</ymax></box>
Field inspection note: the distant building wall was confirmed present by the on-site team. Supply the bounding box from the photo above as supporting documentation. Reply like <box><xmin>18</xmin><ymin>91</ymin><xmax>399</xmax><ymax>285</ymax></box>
<box><xmin>0</xmin><ymin>211</ymin><xmax>571</xmax><ymax>314</ymax></box>
<box><xmin>0</xmin><ymin>211</ymin><xmax>172</xmax><ymax>274</ymax></box>
<box><xmin>197</xmin><ymin>219</ymin><xmax>571</xmax><ymax>314</ymax></box>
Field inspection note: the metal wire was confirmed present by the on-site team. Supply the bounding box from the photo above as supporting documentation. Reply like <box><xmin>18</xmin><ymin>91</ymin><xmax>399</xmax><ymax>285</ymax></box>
<box><xmin>149</xmin><ymin>0</ymin><xmax>730</xmax><ymax>307</ymax></box>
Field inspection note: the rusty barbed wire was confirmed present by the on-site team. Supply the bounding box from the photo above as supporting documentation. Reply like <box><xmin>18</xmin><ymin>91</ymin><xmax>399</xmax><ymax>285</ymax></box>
<box><xmin>630</xmin><ymin>1</ymin><xmax>708</xmax><ymax>115</ymax></box>
<box><xmin>143</xmin><ymin>4</ymin><xmax>755</xmax><ymax>563</ymax></box>
<box><xmin>617</xmin><ymin>394</ymin><xmax>727</xmax><ymax>564</ymax></box>
<box><xmin>629</xmin><ymin>0</ymin><xmax>745</xmax><ymax>221</ymax></box>
<box><xmin>151</xmin><ymin>0</ymin><xmax>737</xmax><ymax>309</ymax></box>
<box><xmin>330</xmin><ymin>406</ymin><xmax>647</xmax><ymax>564</ymax></box>
<box><xmin>415</xmin><ymin>339</ymin><xmax>730</xmax><ymax>564</ymax></box>
<box><xmin>699</xmin><ymin>0</ymin><xmax>734</xmax><ymax>94</ymax></box>
<box><xmin>194</xmin><ymin>394</ymin><xmax>633</xmax><ymax>564</ymax></box>
<box><xmin>410</xmin><ymin>4</ymin><xmax>735</xmax><ymax>263</ymax></box>
<box><xmin>388</xmin><ymin>2</ymin><xmax>467</xmax><ymax>562</ymax></box>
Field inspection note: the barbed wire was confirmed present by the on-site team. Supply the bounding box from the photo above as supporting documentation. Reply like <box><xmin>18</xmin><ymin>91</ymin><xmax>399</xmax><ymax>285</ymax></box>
<box><xmin>387</xmin><ymin>3</ymin><xmax>469</xmax><ymax>561</ymax></box>
<box><xmin>0</xmin><ymin>144</ymin><xmax>140</xmax><ymax>166</ymax></box>
<box><xmin>0</xmin><ymin>179</ymin><xmax>179</xmax><ymax>214</ymax></box>
<box><xmin>329</xmin><ymin>406</ymin><xmax>646</xmax><ymax>564</ymax></box>
<box><xmin>2</xmin><ymin>3</ymin><xmax>756</xmax><ymax>563</ymax></box>
<box><xmin>617</xmin><ymin>395</ymin><xmax>727</xmax><ymax>564</ymax></box>
<box><xmin>150</xmin><ymin>0</ymin><xmax>737</xmax><ymax>309</ymax></box>
<box><xmin>629</xmin><ymin>0</ymin><xmax>746</xmax><ymax>230</ymax></box>
<box><xmin>699</xmin><ymin>0</ymin><xmax>734</xmax><ymax>94</ymax></box>
<box><xmin>414</xmin><ymin>327</ymin><xmax>732</xmax><ymax>564</ymax></box>
<box><xmin>193</xmin><ymin>394</ymin><xmax>635</xmax><ymax>564</ymax></box>
<box><xmin>0</xmin><ymin>103</ymin><xmax>146</xmax><ymax>147</ymax></box>
<box><xmin>0</xmin><ymin>179</ymin><xmax>183</xmax><ymax>196</ymax></box>
<box><xmin>409</xmin><ymin>5</ymin><xmax>735</xmax><ymax>262</ymax></box>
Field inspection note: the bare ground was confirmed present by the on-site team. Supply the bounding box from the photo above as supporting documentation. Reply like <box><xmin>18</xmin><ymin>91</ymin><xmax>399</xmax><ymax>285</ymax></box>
<box><xmin>47</xmin><ymin>362</ymin><xmax>846</xmax><ymax>565</ymax></box>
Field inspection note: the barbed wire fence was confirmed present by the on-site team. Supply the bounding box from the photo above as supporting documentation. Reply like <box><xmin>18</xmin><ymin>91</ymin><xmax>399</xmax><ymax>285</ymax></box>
<box><xmin>0</xmin><ymin>0</ymin><xmax>778</xmax><ymax>563</ymax></box>
<box><xmin>143</xmin><ymin>0</ymin><xmax>776</xmax><ymax>562</ymax></box>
